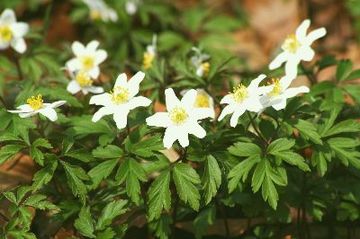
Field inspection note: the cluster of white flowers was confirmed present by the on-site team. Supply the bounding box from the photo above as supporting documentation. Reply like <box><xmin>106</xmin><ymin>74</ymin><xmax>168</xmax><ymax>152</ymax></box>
<box><xmin>5</xmin><ymin>8</ymin><xmax>325</xmax><ymax>149</ymax></box>
<box><xmin>83</xmin><ymin>0</ymin><xmax>118</xmax><ymax>22</ymax></box>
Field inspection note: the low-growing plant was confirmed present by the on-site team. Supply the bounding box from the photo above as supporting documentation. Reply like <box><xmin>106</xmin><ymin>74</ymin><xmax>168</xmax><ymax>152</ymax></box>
<box><xmin>0</xmin><ymin>1</ymin><xmax>360</xmax><ymax>239</ymax></box>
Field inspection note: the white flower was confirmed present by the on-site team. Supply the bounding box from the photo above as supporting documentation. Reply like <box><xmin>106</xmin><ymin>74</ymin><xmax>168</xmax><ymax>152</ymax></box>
<box><xmin>66</xmin><ymin>40</ymin><xmax>107</xmax><ymax>79</ymax></box>
<box><xmin>0</xmin><ymin>9</ymin><xmax>29</xmax><ymax>54</ymax></box>
<box><xmin>8</xmin><ymin>94</ymin><xmax>66</xmax><ymax>121</ymax></box>
<box><xmin>83</xmin><ymin>0</ymin><xmax>118</xmax><ymax>22</ymax></box>
<box><xmin>125</xmin><ymin>0</ymin><xmax>140</xmax><ymax>15</ymax></box>
<box><xmin>218</xmin><ymin>74</ymin><xmax>267</xmax><ymax>127</ymax></box>
<box><xmin>66</xmin><ymin>70</ymin><xmax>104</xmax><ymax>95</ymax></box>
<box><xmin>181</xmin><ymin>89</ymin><xmax>215</xmax><ymax>119</ymax></box>
<box><xmin>146</xmin><ymin>88</ymin><xmax>213</xmax><ymax>149</ymax></box>
<box><xmin>259</xmin><ymin>75</ymin><xmax>309</xmax><ymax>111</ymax></box>
<box><xmin>143</xmin><ymin>35</ymin><xmax>157</xmax><ymax>70</ymax></box>
<box><xmin>269</xmin><ymin>19</ymin><xmax>326</xmax><ymax>79</ymax></box>
<box><xmin>90</xmin><ymin>71</ymin><xmax>151</xmax><ymax>129</ymax></box>
<box><xmin>191</xmin><ymin>47</ymin><xmax>210</xmax><ymax>77</ymax></box>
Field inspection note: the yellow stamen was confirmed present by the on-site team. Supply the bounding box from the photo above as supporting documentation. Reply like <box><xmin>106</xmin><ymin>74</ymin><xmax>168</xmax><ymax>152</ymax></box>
<box><xmin>143</xmin><ymin>52</ymin><xmax>155</xmax><ymax>70</ymax></box>
<box><xmin>90</xmin><ymin>10</ymin><xmax>101</xmax><ymax>20</ymax></box>
<box><xmin>201</xmin><ymin>62</ymin><xmax>210</xmax><ymax>76</ymax></box>
<box><xmin>27</xmin><ymin>94</ymin><xmax>44</xmax><ymax>110</ymax></box>
<box><xmin>0</xmin><ymin>25</ymin><xmax>13</xmax><ymax>42</ymax></box>
<box><xmin>76</xmin><ymin>72</ymin><xmax>93</xmax><ymax>87</ymax></box>
<box><xmin>194</xmin><ymin>92</ymin><xmax>210</xmax><ymax>108</ymax></box>
<box><xmin>81</xmin><ymin>56</ymin><xmax>95</xmax><ymax>70</ymax></box>
<box><xmin>111</xmin><ymin>86</ymin><xmax>129</xmax><ymax>104</ymax></box>
<box><xmin>232</xmin><ymin>84</ymin><xmax>248</xmax><ymax>103</ymax></box>
<box><xmin>267</xmin><ymin>78</ymin><xmax>282</xmax><ymax>97</ymax></box>
<box><xmin>281</xmin><ymin>34</ymin><xmax>301</xmax><ymax>53</ymax></box>
<box><xmin>170</xmin><ymin>107</ymin><xmax>188</xmax><ymax>125</ymax></box>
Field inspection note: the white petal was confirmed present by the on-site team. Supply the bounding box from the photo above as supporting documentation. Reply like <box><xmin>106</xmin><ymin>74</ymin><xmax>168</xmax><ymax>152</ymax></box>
<box><xmin>10</xmin><ymin>23</ymin><xmax>29</xmax><ymax>38</ymax></box>
<box><xmin>87</xmin><ymin>86</ymin><xmax>104</xmax><ymax>94</ymax></box>
<box><xmin>248</xmin><ymin>74</ymin><xmax>267</xmax><ymax>92</ymax></box>
<box><xmin>92</xmin><ymin>106</ymin><xmax>114</xmax><ymax>122</ymax></box>
<box><xmin>192</xmin><ymin>108</ymin><xmax>214</xmax><ymax>120</ymax></box>
<box><xmin>89</xmin><ymin>93</ymin><xmax>112</xmax><ymax>106</ymax></box>
<box><xmin>272</xmin><ymin>99</ymin><xmax>287</xmax><ymax>111</ymax></box>
<box><xmin>19</xmin><ymin>111</ymin><xmax>37</xmax><ymax>118</ymax></box>
<box><xmin>88</xmin><ymin>66</ymin><xmax>100</xmax><ymax>79</ymax></box>
<box><xmin>17</xmin><ymin>104</ymin><xmax>33</xmax><ymax>112</ymax></box>
<box><xmin>86</xmin><ymin>40</ymin><xmax>100</xmax><ymax>51</ymax></box>
<box><xmin>50</xmin><ymin>100</ymin><xmax>66</xmax><ymax>108</ymax></box>
<box><xmin>218</xmin><ymin>104</ymin><xmax>235</xmax><ymax>121</ymax></box>
<box><xmin>220</xmin><ymin>94</ymin><xmax>234</xmax><ymax>105</ymax></box>
<box><xmin>188</xmin><ymin>122</ymin><xmax>206</xmax><ymax>139</ymax></box>
<box><xmin>67</xmin><ymin>80</ymin><xmax>81</xmax><ymax>94</ymax></box>
<box><xmin>72</xmin><ymin>41</ymin><xmax>85</xmax><ymax>56</ymax></box>
<box><xmin>284</xmin><ymin>58</ymin><xmax>299</xmax><ymax>79</ymax></box>
<box><xmin>178</xmin><ymin>130</ymin><xmax>190</xmax><ymax>148</ymax></box>
<box><xmin>244</xmin><ymin>97</ymin><xmax>263</xmax><ymax>112</ymax></box>
<box><xmin>283</xmin><ymin>86</ymin><xmax>309</xmax><ymax>99</ymax></box>
<box><xmin>113</xmin><ymin>111</ymin><xmax>128</xmax><ymax>129</ymax></box>
<box><xmin>11</xmin><ymin>38</ymin><xmax>26</xmax><ymax>54</ymax></box>
<box><xmin>163</xmin><ymin>126</ymin><xmax>178</xmax><ymax>149</ymax></box>
<box><xmin>146</xmin><ymin>112</ymin><xmax>171</xmax><ymax>128</ymax></box>
<box><xmin>0</xmin><ymin>9</ymin><xmax>16</xmax><ymax>24</ymax></box>
<box><xmin>127</xmin><ymin>96</ymin><xmax>151</xmax><ymax>110</ymax></box>
<box><xmin>165</xmin><ymin>88</ymin><xmax>180</xmax><ymax>111</ymax></box>
<box><xmin>115</xmin><ymin>73</ymin><xmax>128</xmax><ymax>87</ymax></box>
<box><xmin>269</xmin><ymin>52</ymin><xmax>288</xmax><ymax>70</ymax></box>
<box><xmin>300</xmin><ymin>47</ymin><xmax>315</xmax><ymax>62</ymax></box>
<box><xmin>66</xmin><ymin>58</ymin><xmax>81</xmax><ymax>72</ymax></box>
<box><xmin>181</xmin><ymin>89</ymin><xmax>197</xmax><ymax>106</ymax></box>
<box><xmin>295</xmin><ymin>19</ymin><xmax>310</xmax><ymax>42</ymax></box>
<box><xmin>94</xmin><ymin>50</ymin><xmax>107</xmax><ymax>64</ymax></box>
<box><xmin>39</xmin><ymin>107</ymin><xmax>58</xmax><ymax>121</ymax></box>
<box><xmin>258</xmin><ymin>85</ymin><xmax>272</xmax><ymax>95</ymax></box>
<box><xmin>304</xmin><ymin>28</ymin><xmax>326</xmax><ymax>45</ymax></box>
<box><xmin>230</xmin><ymin>108</ymin><xmax>245</xmax><ymax>127</ymax></box>
<box><xmin>128</xmin><ymin>71</ymin><xmax>145</xmax><ymax>97</ymax></box>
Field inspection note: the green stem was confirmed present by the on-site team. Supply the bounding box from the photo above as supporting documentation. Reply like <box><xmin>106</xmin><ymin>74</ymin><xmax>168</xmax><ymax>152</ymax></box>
<box><xmin>246</xmin><ymin>112</ymin><xmax>267</xmax><ymax>144</ymax></box>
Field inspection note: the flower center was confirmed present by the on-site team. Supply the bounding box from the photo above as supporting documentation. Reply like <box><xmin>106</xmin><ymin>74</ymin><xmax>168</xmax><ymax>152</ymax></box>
<box><xmin>76</xmin><ymin>72</ymin><xmax>93</xmax><ymax>87</ymax></box>
<box><xmin>200</xmin><ymin>62</ymin><xmax>210</xmax><ymax>76</ymax></box>
<box><xmin>0</xmin><ymin>25</ymin><xmax>13</xmax><ymax>42</ymax></box>
<box><xmin>81</xmin><ymin>56</ymin><xmax>95</xmax><ymax>70</ymax></box>
<box><xmin>27</xmin><ymin>94</ymin><xmax>44</xmax><ymax>110</ymax></box>
<box><xmin>281</xmin><ymin>34</ymin><xmax>301</xmax><ymax>53</ymax></box>
<box><xmin>194</xmin><ymin>93</ymin><xmax>210</xmax><ymax>108</ymax></box>
<box><xmin>111</xmin><ymin>86</ymin><xmax>130</xmax><ymax>104</ymax></box>
<box><xmin>170</xmin><ymin>107</ymin><xmax>189</xmax><ymax>125</ymax></box>
<box><xmin>143</xmin><ymin>52</ymin><xmax>155</xmax><ymax>70</ymax></box>
<box><xmin>232</xmin><ymin>84</ymin><xmax>248</xmax><ymax>103</ymax></box>
<box><xmin>267</xmin><ymin>78</ymin><xmax>282</xmax><ymax>97</ymax></box>
<box><xmin>90</xmin><ymin>10</ymin><xmax>101</xmax><ymax>20</ymax></box>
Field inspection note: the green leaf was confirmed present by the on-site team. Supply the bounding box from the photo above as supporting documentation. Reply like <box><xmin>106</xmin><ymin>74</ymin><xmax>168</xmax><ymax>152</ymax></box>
<box><xmin>115</xmin><ymin>158</ymin><xmax>147</xmax><ymax>205</ymax></box>
<box><xmin>328</xmin><ymin>140</ymin><xmax>360</xmax><ymax>169</ymax></box>
<box><xmin>23</xmin><ymin>194</ymin><xmax>58</xmax><ymax>210</ymax></box>
<box><xmin>32</xmin><ymin>138</ymin><xmax>52</xmax><ymax>149</ymax></box>
<box><xmin>173</xmin><ymin>163</ymin><xmax>201</xmax><ymax>211</ymax></box>
<box><xmin>96</xmin><ymin>200</ymin><xmax>128</xmax><ymax>230</ymax></box>
<box><xmin>272</xmin><ymin>151</ymin><xmax>310</xmax><ymax>172</ymax></box>
<box><xmin>319</xmin><ymin>106</ymin><xmax>342</xmax><ymax>136</ymax></box>
<box><xmin>61</xmin><ymin>161</ymin><xmax>88</xmax><ymax>203</ymax></box>
<box><xmin>346</xmin><ymin>69</ymin><xmax>360</xmax><ymax>81</ymax></box>
<box><xmin>336</xmin><ymin>59</ymin><xmax>353</xmax><ymax>81</ymax></box>
<box><xmin>202</xmin><ymin>155</ymin><xmax>222</xmax><ymax>205</ymax></box>
<box><xmin>127</xmin><ymin>135</ymin><xmax>163</xmax><ymax>158</ymax></box>
<box><xmin>92</xmin><ymin>145</ymin><xmax>123</xmax><ymax>159</ymax></box>
<box><xmin>32</xmin><ymin>154</ymin><xmax>58</xmax><ymax>191</ymax></box>
<box><xmin>323</xmin><ymin>120</ymin><xmax>360</xmax><ymax>137</ymax></box>
<box><xmin>65</xmin><ymin>149</ymin><xmax>94</xmax><ymax>162</ymax></box>
<box><xmin>312</xmin><ymin>151</ymin><xmax>329</xmax><ymax>176</ymax></box>
<box><xmin>74</xmin><ymin>206</ymin><xmax>95</xmax><ymax>238</ymax></box>
<box><xmin>193</xmin><ymin>206</ymin><xmax>216</xmax><ymax>239</ymax></box>
<box><xmin>267</xmin><ymin>138</ymin><xmax>295</xmax><ymax>154</ymax></box>
<box><xmin>228</xmin><ymin>155</ymin><xmax>261</xmax><ymax>193</ymax></box>
<box><xmin>0</xmin><ymin>144</ymin><xmax>25</xmax><ymax>165</ymax></box>
<box><xmin>294</xmin><ymin>119</ymin><xmax>322</xmax><ymax>145</ymax></box>
<box><xmin>228</xmin><ymin>142</ymin><xmax>261</xmax><ymax>157</ymax></box>
<box><xmin>88</xmin><ymin>158</ymin><xmax>118</xmax><ymax>189</ymax></box>
<box><xmin>261</xmin><ymin>174</ymin><xmax>278</xmax><ymax>209</ymax></box>
<box><xmin>30</xmin><ymin>146</ymin><xmax>45</xmax><ymax>166</ymax></box>
<box><xmin>147</xmin><ymin>170</ymin><xmax>171</xmax><ymax>221</ymax></box>
<box><xmin>251</xmin><ymin>159</ymin><xmax>266</xmax><ymax>193</ymax></box>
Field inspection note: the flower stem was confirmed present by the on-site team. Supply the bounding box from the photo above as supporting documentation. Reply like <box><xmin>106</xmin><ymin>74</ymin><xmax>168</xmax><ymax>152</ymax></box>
<box><xmin>246</xmin><ymin>112</ymin><xmax>267</xmax><ymax>144</ymax></box>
